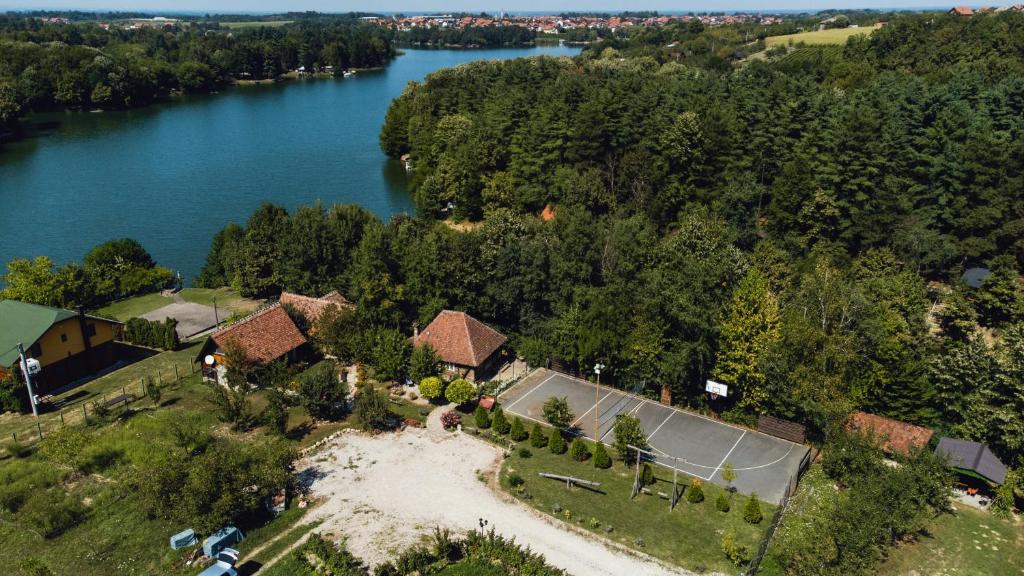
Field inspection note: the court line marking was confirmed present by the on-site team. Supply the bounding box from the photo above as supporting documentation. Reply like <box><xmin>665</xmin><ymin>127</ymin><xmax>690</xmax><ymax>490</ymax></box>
<box><xmin>571</xmin><ymin>390</ymin><xmax>617</xmax><ymax>427</ymax></box>
<box><xmin>646</xmin><ymin>411</ymin><xmax>674</xmax><ymax>441</ymax></box>
<box><xmin>502</xmin><ymin>373</ymin><xmax>557</xmax><ymax>412</ymax></box>
<box><xmin>711</xmin><ymin>431</ymin><xmax>747</xmax><ymax>477</ymax></box>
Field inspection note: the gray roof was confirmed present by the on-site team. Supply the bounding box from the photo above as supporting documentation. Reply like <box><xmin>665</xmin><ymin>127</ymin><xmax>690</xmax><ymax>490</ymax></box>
<box><xmin>935</xmin><ymin>437</ymin><xmax>1007</xmax><ymax>485</ymax></box>
<box><xmin>961</xmin><ymin>267</ymin><xmax>991</xmax><ymax>289</ymax></box>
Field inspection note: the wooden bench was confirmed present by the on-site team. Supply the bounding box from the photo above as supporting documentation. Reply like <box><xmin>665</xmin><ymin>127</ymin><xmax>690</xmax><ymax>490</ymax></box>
<box><xmin>104</xmin><ymin>393</ymin><xmax>136</xmax><ymax>408</ymax></box>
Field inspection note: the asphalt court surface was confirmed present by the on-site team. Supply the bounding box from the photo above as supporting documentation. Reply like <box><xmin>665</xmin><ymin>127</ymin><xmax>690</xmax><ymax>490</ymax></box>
<box><xmin>500</xmin><ymin>369</ymin><xmax>810</xmax><ymax>504</ymax></box>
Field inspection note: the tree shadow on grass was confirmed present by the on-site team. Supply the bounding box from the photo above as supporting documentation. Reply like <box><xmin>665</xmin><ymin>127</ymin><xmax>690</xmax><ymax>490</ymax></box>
<box><xmin>285</xmin><ymin>421</ymin><xmax>314</xmax><ymax>442</ymax></box>
<box><xmin>236</xmin><ymin>560</ymin><xmax>262</xmax><ymax>575</ymax></box>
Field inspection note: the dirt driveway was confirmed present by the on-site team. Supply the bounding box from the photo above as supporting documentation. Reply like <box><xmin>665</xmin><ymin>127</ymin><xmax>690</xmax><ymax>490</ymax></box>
<box><xmin>296</xmin><ymin>425</ymin><xmax>693</xmax><ymax>576</ymax></box>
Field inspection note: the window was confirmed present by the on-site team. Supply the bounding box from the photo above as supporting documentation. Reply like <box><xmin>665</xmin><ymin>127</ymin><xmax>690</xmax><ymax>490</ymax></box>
<box><xmin>61</xmin><ymin>333</ymin><xmax>68</xmax><ymax>342</ymax></box>
<box><xmin>85</xmin><ymin>323</ymin><xmax>97</xmax><ymax>337</ymax></box>
<box><xmin>29</xmin><ymin>342</ymin><xmax>42</xmax><ymax>357</ymax></box>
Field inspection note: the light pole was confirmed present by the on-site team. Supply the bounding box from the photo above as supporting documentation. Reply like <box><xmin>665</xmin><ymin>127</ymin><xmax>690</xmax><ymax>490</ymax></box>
<box><xmin>593</xmin><ymin>363</ymin><xmax>605</xmax><ymax>441</ymax></box>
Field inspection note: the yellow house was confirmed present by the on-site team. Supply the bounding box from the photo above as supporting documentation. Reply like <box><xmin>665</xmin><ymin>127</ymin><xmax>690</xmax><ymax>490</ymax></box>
<box><xmin>0</xmin><ymin>300</ymin><xmax>122</xmax><ymax>395</ymax></box>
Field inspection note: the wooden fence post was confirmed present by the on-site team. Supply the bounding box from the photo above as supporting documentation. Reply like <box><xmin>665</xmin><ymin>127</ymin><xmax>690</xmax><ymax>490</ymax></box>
<box><xmin>11</xmin><ymin>432</ymin><xmax>16</xmax><ymax>443</ymax></box>
<box><xmin>60</xmin><ymin>411</ymin><xmax>65</xmax><ymax>426</ymax></box>
<box><xmin>36</xmin><ymin>422</ymin><xmax>43</xmax><ymax>441</ymax></box>
<box><xmin>82</xmin><ymin>404</ymin><xmax>87</xmax><ymax>421</ymax></box>
<box><xmin>175</xmin><ymin>365</ymin><xmax>180</xmax><ymax>381</ymax></box>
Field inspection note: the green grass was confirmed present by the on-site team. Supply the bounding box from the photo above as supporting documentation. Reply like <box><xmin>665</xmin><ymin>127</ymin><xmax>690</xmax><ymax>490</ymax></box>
<box><xmin>765</xmin><ymin>27</ymin><xmax>872</xmax><ymax>47</ymax></box>
<box><xmin>221</xmin><ymin>20</ymin><xmax>293</xmax><ymax>29</ymax></box>
<box><xmin>876</xmin><ymin>504</ymin><xmax>1024</xmax><ymax>576</ymax></box>
<box><xmin>499</xmin><ymin>429</ymin><xmax>772</xmax><ymax>574</ymax></box>
<box><xmin>248</xmin><ymin>520</ymin><xmax>318</xmax><ymax>568</ymax></box>
<box><xmin>178</xmin><ymin>287</ymin><xmax>249</xmax><ymax>310</ymax></box>
<box><xmin>94</xmin><ymin>292</ymin><xmax>173</xmax><ymax>321</ymax></box>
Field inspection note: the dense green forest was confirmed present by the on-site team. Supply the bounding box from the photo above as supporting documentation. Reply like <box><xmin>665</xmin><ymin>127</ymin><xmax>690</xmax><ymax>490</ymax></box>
<box><xmin>396</xmin><ymin>24</ymin><xmax>536</xmax><ymax>47</ymax></box>
<box><xmin>0</xmin><ymin>15</ymin><xmax>394</xmax><ymax>123</ymax></box>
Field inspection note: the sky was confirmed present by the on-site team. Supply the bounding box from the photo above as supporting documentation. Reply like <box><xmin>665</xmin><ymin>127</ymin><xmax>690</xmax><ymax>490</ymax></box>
<box><xmin>0</xmin><ymin>1</ymin><xmax>955</xmax><ymax>14</ymax></box>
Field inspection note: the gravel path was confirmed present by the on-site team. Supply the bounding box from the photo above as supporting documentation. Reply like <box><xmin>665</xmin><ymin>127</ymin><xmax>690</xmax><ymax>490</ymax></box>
<box><xmin>296</xmin><ymin>425</ymin><xmax>693</xmax><ymax>576</ymax></box>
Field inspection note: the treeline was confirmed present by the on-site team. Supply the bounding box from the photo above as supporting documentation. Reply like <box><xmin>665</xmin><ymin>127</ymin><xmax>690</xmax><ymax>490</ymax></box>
<box><xmin>0</xmin><ymin>17</ymin><xmax>395</xmax><ymax>123</ymax></box>
<box><xmin>123</xmin><ymin>317</ymin><xmax>180</xmax><ymax>350</ymax></box>
<box><xmin>0</xmin><ymin>238</ymin><xmax>174</xmax><ymax>309</ymax></box>
<box><xmin>396</xmin><ymin>24</ymin><xmax>536</xmax><ymax>47</ymax></box>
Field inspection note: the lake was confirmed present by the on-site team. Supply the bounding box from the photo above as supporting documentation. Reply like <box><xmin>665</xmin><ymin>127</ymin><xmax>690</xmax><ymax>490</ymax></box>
<box><xmin>0</xmin><ymin>44</ymin><xmax>579</xmax><ymax>284</ymax></box>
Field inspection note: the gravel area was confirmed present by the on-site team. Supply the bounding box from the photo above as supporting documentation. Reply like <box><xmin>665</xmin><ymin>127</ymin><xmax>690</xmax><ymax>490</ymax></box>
<box><xmin>296</xmin><ymin>422</ymin><xmax>693</xmax><ymax>576</ymax></box>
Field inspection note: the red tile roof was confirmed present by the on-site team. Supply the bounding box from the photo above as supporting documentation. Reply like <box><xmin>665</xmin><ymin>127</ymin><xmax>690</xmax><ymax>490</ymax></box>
<box><xmin>279</xmin><ymin>291</ymin><xmax>353</xmax><ymax>327</ymax></box>
<box><xmin>210</xmin><ymin>304</ymin><xmax>306</xmax><ymax>364</ymax></box>
<box><xmin>848</xmin><ymin>411</ymin><xmax>934</xmax><ymax>457</ymax></box>
<box><xmin>950</xmin><ymin>6</ymin><xmax>974</xmax><ymax>15</ymax></box>
<box><xmin>413</xmin><ymin>310</ymin><xmax>507</xmax><ymax>368</ymax></box>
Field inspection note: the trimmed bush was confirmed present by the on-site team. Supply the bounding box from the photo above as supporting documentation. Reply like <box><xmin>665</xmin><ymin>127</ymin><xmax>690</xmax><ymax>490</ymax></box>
<box><xmin>124</xmin><ymin>316</ymin><xmax>179</xmax><ymax>350</ymax></box>
<box><xmin>474</xmin><ymin>405</ymin><xmax>491</xmax><ymax>429</ymax></box>
<box><xmin>592</xmin><ymin>442</ymin><xmax>611</xmax><ymax>469</ymax></box>
<box><xmin>743</xmin><ymin>493</ymin><xmax>763</xmax><ymax>524</ymax></box>
<box><xmin>721</xmin><ymin>527</ymin><xmax>749</xmax><ymax>565</ymax></box>
<box><xmin>529</xmin><ymin>423</ymin><xmax>547</xmax><ymax>448</ymax></box>
<box><xmin>687</xmin><ymin>478</ymin><xmax>705</xmax><ymax>503</ymax></box>
<box><xmin>715</xmin><ymin>492</ymin><xmax>730</xmax><ymax>512</ymax></box>
<box><xmin>492</xmin><ymin>407</ymin><xmax>510</xmax><ymax>434</ymax></box>
<box><xmin>548</xmin><ymin>428</ymin><xmax>567</xmax><ymax>454</ymax></box>
<box><xmin>640</xmin><ymin>463</ymin><xmax>655</xmax><ymax>486</ymax></box>
<box><xmin>445</xmin><ymin>379</ymin><xmax>476</xmax><ymax>405</ymax></box>
<box><xmin>517</xmin><ymin>447</ymin><xmax>532</xmax><ymax>458</ymax></box>
<box><xmin>510</xmin><ymin>417</ymin><xmax>528</xmax><ymax>441</ymax></box>
<box><xmin>418</xmin><ymin>376</ymin><xmax>443</xmax><ymax>400</ymax></box>
<box><xmin>569</xmin><ymin>437</ymin><xmax>590</xmax><ymax>462</ymax></box>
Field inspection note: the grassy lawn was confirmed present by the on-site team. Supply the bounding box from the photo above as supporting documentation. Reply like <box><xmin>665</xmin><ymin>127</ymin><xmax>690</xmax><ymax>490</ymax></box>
<box><xmin>876</xmin><ymin>504</ymin><xmax>1024</xmax><ymax>576</ymax></box>
<box><xmin>766</xmin><ymin>27</ymin><xmax>872</xmax><ymax>47</ymax></box>
<box><xmin>498</xmin><ymin>429</ymin><xmax>772</xmax><ymax>574</ymax></box>
<box><xmin>94</xmin><ymin>292</ymin><xmax>173</xmax><ymax>320</ymax></box>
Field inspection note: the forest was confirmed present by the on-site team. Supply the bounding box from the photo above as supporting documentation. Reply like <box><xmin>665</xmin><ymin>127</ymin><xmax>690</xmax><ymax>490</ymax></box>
<box><xmin>0</xmin><ymin>15</ymin><xmax>395</xmax><ymax>124</ymax></box>
<box><xmin>395</xmin><ymin>24</ymin><xmax>536</xmax><ymax>47</ymax></box>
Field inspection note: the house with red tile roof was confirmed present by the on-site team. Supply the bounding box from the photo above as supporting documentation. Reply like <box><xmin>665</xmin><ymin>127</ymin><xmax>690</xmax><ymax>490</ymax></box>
<box><xmin>196</xmin><ymin>303</ymin><xmax>307</xmax><ymax>384</ymax></box>
<box><xmin>279</xmin><ymin>290</ymin><xmax>353</xmax><ymax>331</ymax></box>
<box><xmin>949</xmin><ymin>6</ymin><xmax>974</xmax><ymax>16</ymax></box>
<box><xmin>412</xmin><ymin>310</ymin><xmax>507</xmax><ymax>382</ymax></box>
<box><xmin>848</xmin><ymin>411</ymin><xmax>934</xmax><ymax>457</ymax></box>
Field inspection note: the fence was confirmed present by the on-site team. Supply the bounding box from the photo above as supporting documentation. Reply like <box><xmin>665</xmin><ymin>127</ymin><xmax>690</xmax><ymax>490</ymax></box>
<box><xmin>6</xmin><ymin>361</ymin><xmax>199</xmax><ymax>448</ymax></box>
<box><xmin>745</xmin><ymin>447</ymin><xmax>815</xmax><ymax>575</ymax></box>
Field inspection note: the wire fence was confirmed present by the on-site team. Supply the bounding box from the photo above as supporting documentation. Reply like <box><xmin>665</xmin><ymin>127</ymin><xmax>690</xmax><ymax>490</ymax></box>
<box><xmin>745</xmin><ymin>447</ymin><xmax>814</xmax><ymax>575</ymax></box>
<box><xmin>6</xmin><ymin>361</ymin><xmax>199</xmax><ymax>448</ymax></box>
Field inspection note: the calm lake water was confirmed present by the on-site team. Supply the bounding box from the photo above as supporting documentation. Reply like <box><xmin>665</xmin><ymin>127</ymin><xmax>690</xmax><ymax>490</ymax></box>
<box><xmin>0</xmin><ymin>45</ymin><xmax>579</xmax><ymax>283</ymax></box>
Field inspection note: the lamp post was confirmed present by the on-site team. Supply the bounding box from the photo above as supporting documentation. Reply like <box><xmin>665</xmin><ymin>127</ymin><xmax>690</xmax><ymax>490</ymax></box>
<box><xmin>593</xmin><ymin>363</ymin><xmax>605</xmax><ymax>441</ymax></box>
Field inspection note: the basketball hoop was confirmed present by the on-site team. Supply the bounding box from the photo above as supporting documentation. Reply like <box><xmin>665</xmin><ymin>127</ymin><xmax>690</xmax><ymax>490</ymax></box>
<box><xmin>705</xmin><ymin>380</ymin><xmax>728</xmax><ymax>400</ymax></box>
<box><xmin>710</xmin><ymin>392</ymin><xmax>719</xmax><ymax>401</ymax></box>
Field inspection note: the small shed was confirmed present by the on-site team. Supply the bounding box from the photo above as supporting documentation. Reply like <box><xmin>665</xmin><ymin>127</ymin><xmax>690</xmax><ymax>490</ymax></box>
<box><xmin>203</xmin><ymin>526</ymin><xmax>244</xmax><ymax>558</ymax></box>
<box><xmin>961</xmin><ymin>267</ymin><xmax>991</xmax><ymax>289</ymax></box>
<box><xmin>935</xmin><ymin>437</ymin><xmax>1008</xmax><ymax>485</ymax></box>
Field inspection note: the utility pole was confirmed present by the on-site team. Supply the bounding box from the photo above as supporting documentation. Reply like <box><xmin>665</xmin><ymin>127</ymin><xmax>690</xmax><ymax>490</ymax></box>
<box><xmin>213</xmin><ymin>296</ymin><xmax>219</xmax><ymax>326</ymax></box>
<box><xmin>593</xmin><ymin>363</ymin><xmax>605</xmax><ymax>441</ymax></box>
<box><xmin>17</xmin><ymin>343</ymin><xmax>38</xmax><ymax>417</ymax></box>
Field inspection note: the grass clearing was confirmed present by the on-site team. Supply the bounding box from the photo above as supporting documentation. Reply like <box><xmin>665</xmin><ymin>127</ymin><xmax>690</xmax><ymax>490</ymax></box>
<box><xmin>498</xmin><ymin>428</ymin><xmax>772</xmax><ymax>574</ymax></box>
<box><xmin>766</xmin><ymin>27</ymin><xmax>872</xmax><ymax>48</ymax></box>
<box><xmin>876</xmin><ymin>503</ymin><xmax>1024</xmax><ymax>576</ymax></box>
<box><xmin>94</xmin><ymin>292</ymin><xmax>173</xmax><ymax>320</ymax></box>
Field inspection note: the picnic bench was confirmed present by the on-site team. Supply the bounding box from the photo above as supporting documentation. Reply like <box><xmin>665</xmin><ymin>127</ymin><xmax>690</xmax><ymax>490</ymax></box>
<box><xmin>539</xmin><ymin>472</ymin><xmax>601</xmax><ymax>489</ymax></box>
<box><xmin>104</xmin><ymin>393</ymin><xmax>136</xmax><ymax>408</ymax></box>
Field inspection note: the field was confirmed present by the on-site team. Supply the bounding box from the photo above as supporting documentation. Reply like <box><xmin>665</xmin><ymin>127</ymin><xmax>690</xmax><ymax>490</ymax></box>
<box><xmin>221</xmin><ymin>20</ymin><xmax>293</xmax><ymax>29</ymax></box>
<box><xmin>94</xmin><ymin>287</ymin><xmax>256</xmax><ymax>322</ymax></box>
<box><xmin>877</xmin><ymin>504</ymin><xmax>1024</xmax><ymax>576</ymax></box>
<box><xmin>498</xmin><ymin>426</ymin><xmax>773</xmax><ymax>574</ymax></box>
<box><xmin>94</xmin><ymin>292</ymin><xmax>173</xmax><ymax>320</ymax></box>
<box><xmin>765</xmin><ymin>27</ymin><xmax>873</xmax><ymax>48</ymax></box>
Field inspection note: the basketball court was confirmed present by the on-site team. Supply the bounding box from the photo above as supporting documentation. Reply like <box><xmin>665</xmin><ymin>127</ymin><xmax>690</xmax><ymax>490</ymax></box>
<box><xmin>499</xmin><ymin>369</ymin><xmax>810</xmax><ymax>504</ymax></box>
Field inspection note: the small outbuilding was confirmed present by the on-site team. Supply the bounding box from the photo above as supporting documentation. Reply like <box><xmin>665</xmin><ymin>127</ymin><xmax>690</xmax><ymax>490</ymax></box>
<box><xmin>196</xmin><ymin>304</ymin><xmax>306</xmax><ymax>384</ymax></box>
<box><xmin>935</xmin><ymin>437</ymin><xmax>1008</xmax><ymax>485</ymax></box>
<box><xmin>412</xmin><ymin>310</ymin><xmax>507</xmax><ymax>382</ymax></box>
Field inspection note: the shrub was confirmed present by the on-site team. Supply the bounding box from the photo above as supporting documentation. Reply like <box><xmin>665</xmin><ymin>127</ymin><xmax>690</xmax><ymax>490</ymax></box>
<box><xmin>408</xmin><ymin>344</ymin><xmax>440</xmax><ymax>383</ymax></box>
<box><xmin>640</xmin><ymin>463</ymin><xmax>655</xmax><ymax>486</ymax></box>
<box><xmin>445</xmin><ymin>379</ymin><xmax>476</xmax><ymax>405</ymax></box>
<box><xmin>4</xmin><ymin>439</ymin><xmax>31</xmax><ymax>459</ymax></box>
<box><xmin>355</xmin><ymin>384</ymin><xmax>393</xmax><ymax>431</ymax></box>
<box><xmin>529</xmin><ymin>423</ymin><xmax>547</xmax><ymax>448</ymax></box>
<box><xmin>145</xmin><ymin>377</ymin><xmax>161</xmax><ymax>407</ymax></box>
<box><xmin>124</xmin><ymin>316</ymin><xmax>179</xmax><ymax>350</ymax></box>
<box><xmin>592</xmin><ymin>442</ymin><xmax>612</xmax><ymax>469</ymax></box>
<box><xmin>300</xmin><ymin>362</ymin><xmax>350</xmax><ymax>421</ymax></box>
<box><xmin>548</xmin><ymin>428</ymin><xmax>567</xmax><ymax>454</ymax></box>
<box><xmin>19</xmin><ymin>490</ymin><xmax>84</xmax><ymax>538</ymax></box>
<box><xmin>492</xmin><ymin>407</ymin><xmax>510</xmax><ymax>434</ymax></box>
<box><xmin>440</xmin><ymin>409</ymin><xmax>461</xmax><ymax>430</ymax></box>
<box><xmin>569</xmin><ymin>437</ymin><xmax>590</xmax><ymax>462</ymax></box>
<box><xmin>721</xmin><ymin>527</ymin><xmax>749</xmax><ymax>565</ymax></box>
<box><xmin>508</xmin><ymin>473</ymin><xmax>525</xmax><ymax>488</ymax></box>
<box><xmin>517</xmin><ymin>447</ymin><xmax>532</xmax><ymax>458</ymax></box>
<box><xmin>613</xmin><ymin>414</ymin><xmax>648</xmax><ymax>463</ymax></box>
<box><xmin>510</xmin><ymin>417</ymin><xmax>528</xmax><ymax>441</ymax></box>
<box><xmin>743</xmin><ymin>493</ymin><xmax>763</xmax><ymax>524</ymax></box>
<box><xmin>418</xmin><ymin>376</ymin><xmax>443</xmax><ymax>401</ymax></box>
<box><xmin>542</xmin><ymin>396</ymin><xmax>574</xmax><ymax>428</ymax></box>
<box><xmin>687</xmin><ymin>478</ymin><xmax>705</xmax><ymax>503</ymax></box>
<box><xmin>474</xmin><ymin>405</ymin><xmax>491</xmax><ymax>429</ymax></box>
<box><xmin>715</xmin><ymin>492</ymin><xmax>730</xmax><ymax>512</ymax></box>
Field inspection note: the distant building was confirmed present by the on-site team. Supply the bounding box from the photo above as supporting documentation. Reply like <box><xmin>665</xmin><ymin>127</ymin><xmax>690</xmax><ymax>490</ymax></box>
<box><xmin>848</xmin><ymin>411</ymin><xmax>934</xmax><ymax>457</ymax></box>
<box><xmin>936</xmin><ymin>437</ymin><xmax>1008</xmax><ymax>485</ymax></box>
<box><xmin>412</xmin><ymin>310</ymin><xmax>507</xmax><ymax>382</ymax></box>
<box><xmin>949</xmin><ymin>6</ymin><xmax>975</xmax><ymax>16</ymax></box>
<box><xmin>279</xmin><ymin>290</ymin><xmax>353</xmax><ymax>331</ymax></box>
<box><xmin>197</xmin><ymin>303</ymin><xmax>306</xmax><ymax>384</ymax></box>
<box><xmin>0</xmin><ymin>300</ymin><xmax>122</xmax><ymax>394</ymax></box>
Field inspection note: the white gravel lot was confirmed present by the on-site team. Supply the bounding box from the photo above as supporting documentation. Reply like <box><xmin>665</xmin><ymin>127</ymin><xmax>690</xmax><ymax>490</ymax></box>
<box><xmin>296</xmin><ymin>422</ymin><xmax>692</xmax><ymax>576</ymax></box>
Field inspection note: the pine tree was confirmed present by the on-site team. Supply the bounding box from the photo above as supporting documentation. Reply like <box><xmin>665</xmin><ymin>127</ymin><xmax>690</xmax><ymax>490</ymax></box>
<box><xmin>492</xmin><ymin>407</ymin><xmax>510</xmax><ymax>434</ymax></box>
<box><xmin>743</xmin><ymin>493</ymin><xmax>762</xmax><ymax>524</ymax></box>
<box><xmin>686</xmin><ymin>479</ymin><xmax>705</xmax><ymax>503</ymax></box>
<box><xmin>569</xmin><ymin>437</ymin><xmax>590</xmax><ymax>462</ymax></box>
<box><xmin>474</xmin><ymin>405</ymin><xmax>491</xmax><ymax>429</ymax></box>
<box><xmin>592</xmin><ymin>442</ymin><xmax>611</xmax><ymax>469</ymax></box>
<box><xmin>548</xmin><ymin>428</ymin><xmax>567</xmax><ymax>455</ymax></box>
<box><xmin>510</xmin><ymin>417</ymin><xmax>527</xmax><ymax>441</ymax></box>
<box><xmin>715</xmin><ymin>492</ymin><xmax>730</xmax><ymax>512</ymax></box>
<box><xmin>530</xmin><ymin>423</ymin><xmax>547</xmax><ymax>448</ymax></box>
